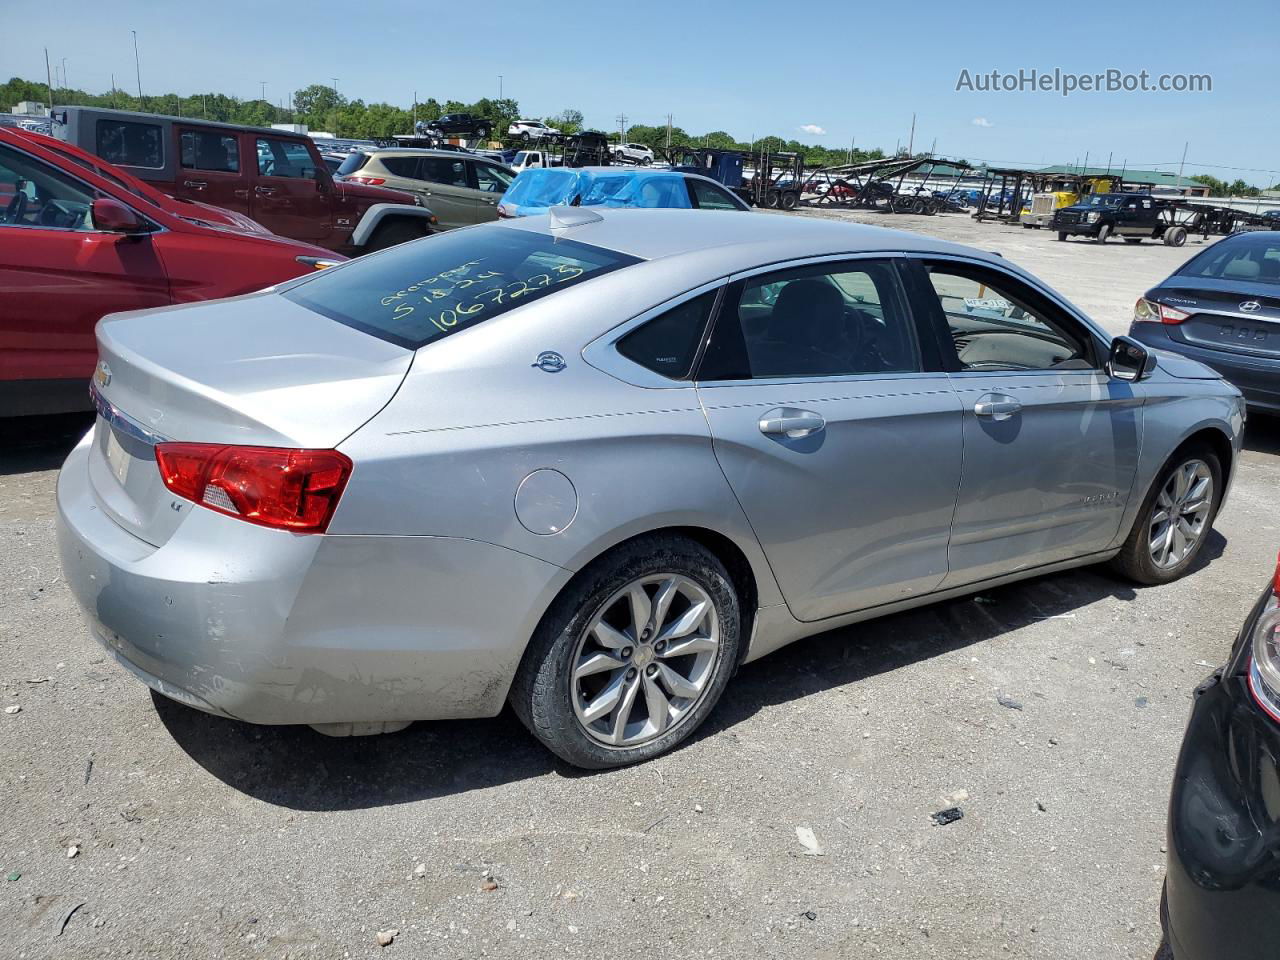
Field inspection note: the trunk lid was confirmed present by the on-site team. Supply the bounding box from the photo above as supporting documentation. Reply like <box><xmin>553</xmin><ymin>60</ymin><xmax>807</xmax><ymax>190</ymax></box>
<box><xmin>1152</xmin><ymin>278</ymin><xmax>1280</xmax><ymax>359</ymax></box>
<box><xmin>88</xmin><ymin>290</ymin><xmax>412</xmax><ymax>546</ymax></box>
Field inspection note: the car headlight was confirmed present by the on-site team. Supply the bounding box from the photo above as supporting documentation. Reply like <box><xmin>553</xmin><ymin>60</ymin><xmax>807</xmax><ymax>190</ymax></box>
<box><xmin>1086</xmin><ymin>212</ymin><xmax>1100</xmax><ymax>222</ymax></box>
<box><xmin>1246</xmin><ymin>552</ymin><xmax>1280</xmax><ymax>721</ymax></box>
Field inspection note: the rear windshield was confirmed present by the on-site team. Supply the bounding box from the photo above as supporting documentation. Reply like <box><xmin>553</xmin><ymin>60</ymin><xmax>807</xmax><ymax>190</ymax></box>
<box><xmin>1178</xmin><ymin>235</ymin><xmax>1280</xmax><ymax>284</ymax></box>
<box><xmin>336</xmin><ymin>152</ymin><xmax>370</xmax><ymax>176</ymax></box>
<box><xmin>283</xmin><ymin>227</ymin><xmax>640</xmax><ymax>349</ymax></box>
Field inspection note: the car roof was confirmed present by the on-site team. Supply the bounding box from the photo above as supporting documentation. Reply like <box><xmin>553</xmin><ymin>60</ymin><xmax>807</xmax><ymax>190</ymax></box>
<box><xmin>498</xmin><ymin>207</ymin><xmax>1002</xmax><ymax>271</ymax></box>
<box><xmin>55</xmin><ymin>105</ymin><xmax>290</xmax><ymax>138</ymax></box>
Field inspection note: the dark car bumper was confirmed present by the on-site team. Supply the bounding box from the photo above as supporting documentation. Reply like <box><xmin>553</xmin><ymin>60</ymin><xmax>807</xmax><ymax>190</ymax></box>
<box><xmin>1162</xmin><ymin>590</ymin><xmax>1279</xmax><ymax>959</ymax></box>
<box><xmin>1053</xmin><ymin>220</ymin><xmax>1098</xmax><ymax>237</ymax></box>
<box><xmin>1130</xmin><ymin>324</ymin><xmax>1280</xmax><ymax>414</ymax></box>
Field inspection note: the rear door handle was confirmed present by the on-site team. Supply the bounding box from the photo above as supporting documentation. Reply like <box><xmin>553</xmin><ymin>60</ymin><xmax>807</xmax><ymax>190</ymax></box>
<box><xmin>759</xmin><ymin>407</ymin><xmax>826</xmax><ymax>439</ymax></box>
<box><xmin>183</xmin><ymin>179</ymin><xmax>207</xmax><ymax>189</ymax></box>
<box><xmin>973</xmin><ymin>393</ymin><xmax>1022</xmax><ymax>421</ymax></box>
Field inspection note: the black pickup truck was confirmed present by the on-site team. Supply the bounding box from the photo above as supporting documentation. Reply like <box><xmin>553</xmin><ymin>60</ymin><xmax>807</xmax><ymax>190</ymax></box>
<box><xmin>1053</xmin><ymin>193</ymin><xmax>1190</xmax><ymax>246</ymax></box>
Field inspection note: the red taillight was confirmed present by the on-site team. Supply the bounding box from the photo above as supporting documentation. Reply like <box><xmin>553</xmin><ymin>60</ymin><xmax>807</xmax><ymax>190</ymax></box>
<box><xmin>348</xmin><ymin>176</ymin><xmax>386</xmax><ymax>186</ymax></box>
<box><xmin>154</xmin><ymin>443</ymin><xmax>352</xmax><ymax>534</ymax></box>
<box><xmin>1273</xmin><ymin>549</ymin><xmax>1280</xmax><ymax>595</ymax></box>
<box><xmin>1134</xmin><ymin>297</ymin><xmax>1190</xmax><ymax>325</ymax></box>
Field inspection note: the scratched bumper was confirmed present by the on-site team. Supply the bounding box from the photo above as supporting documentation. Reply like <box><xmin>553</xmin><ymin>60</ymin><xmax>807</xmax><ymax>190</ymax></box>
<box><xmin>1162</xmin><ymin>588</ymin><xmax>1280</xmax><ymax>960</ymax></box>
<box><xmin>56</xmin><ymin>438</ymin><xmax>569</xmax><ymax>726</ymax></box>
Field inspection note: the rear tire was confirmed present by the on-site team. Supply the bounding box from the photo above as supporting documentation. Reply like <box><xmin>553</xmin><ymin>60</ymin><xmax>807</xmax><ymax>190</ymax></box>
<box><xmin>764</xmin><ymin>190</ymin><xmax>780</xmax><ymax>209</ymax></box>
<box><xmin>780</xmin><ymin>191</ymin><xmax>798</xmax><ymax>211</ymax></box>
<box><xmin>1110</xmin><ymin>445</ymin><xmax>1223</xmax><ymax>585</ymax></box>
<box><xmin>509</xmin><ymin>535</ymin><xmax>741</xmax><ymax>769</ymax></box>
<box><xmin>1164</xmin><ymin>226</ymin><xmax>1188</xmax><ymax>247</ymax></box>
<box><xmin>365</xmin><ymin>220</ymin><xmax>428</xmax><ymax>253</ymax></box>
<box><xmin>520</xmin><ymin>131</ymin><xmax>531</xmax><ymax>142</ymax></box>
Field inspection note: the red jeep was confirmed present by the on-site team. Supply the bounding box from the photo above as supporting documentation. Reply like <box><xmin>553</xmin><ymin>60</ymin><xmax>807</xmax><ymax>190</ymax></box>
<box><xmin>52</xmin><ymin>107</ymin><xmax>436</xmax><ymax>255</ymax></box>
<box><xmin>0</xmin><ymin>126</ymin><xmax>347</xmax><ymax>416</ymax></box>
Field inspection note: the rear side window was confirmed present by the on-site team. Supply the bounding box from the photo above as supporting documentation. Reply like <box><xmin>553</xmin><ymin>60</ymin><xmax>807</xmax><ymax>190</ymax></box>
<box><xmin>379</xmin><ymin>156</ymin><xmax>420</xmax><ymax>178</ymax></box>
<box><xmin>688</xmin><ymin>179</ymin><xmax>744</xmax><ymax>211</ymax></box>
<box><xmin>284</xmin><ymin>229</ymin><xmax>640</xmax><ymax>349</ymax></box>
<box><xmin>179</xmin><ymin>130</ymin><xmax>239</xmax><ymax>173</ymax></box>
<box><xmin>337</xmin><ymin>153</ymin><xmax>370</xmax><ymax>176</ymax></box>
<box><xmin>96</xmin><ymin>119</ymin><xmax>163</xmax><ymax>169</ymax></box>
<box><xmin>618</xmin><ymin>291</ymin><xmax>719</xmax><ymax>379</ymax></box>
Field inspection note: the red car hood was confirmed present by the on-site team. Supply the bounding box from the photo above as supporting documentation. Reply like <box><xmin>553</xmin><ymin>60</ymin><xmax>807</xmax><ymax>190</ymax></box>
<box><xmin>164</xmin><ymin>196</ymin><xmax>274</xmax><ymax>235</ymax></box>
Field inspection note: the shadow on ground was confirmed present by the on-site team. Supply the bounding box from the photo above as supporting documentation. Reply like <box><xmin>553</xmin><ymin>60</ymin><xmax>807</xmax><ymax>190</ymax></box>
<box><xmin>0</xmin><ymin>413</ymin><xmax>93</xmax><ymax>476</ymax></box>
<box><xmin>156</xmin><ymin>551</ymin><xmax>1199</xmax><ymax>812</ymax></box>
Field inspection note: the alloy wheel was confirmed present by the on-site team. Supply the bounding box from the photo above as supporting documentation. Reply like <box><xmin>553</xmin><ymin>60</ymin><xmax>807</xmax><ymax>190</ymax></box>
<box><xmin>570</xmin><ymin>574</ymin><xmax>721</xmax><ymax>748</ymax></box>
<box><xmin>1149</xmin><ymin>459</ymin><xmax>1213</xmax><ymax>568</ymax></box>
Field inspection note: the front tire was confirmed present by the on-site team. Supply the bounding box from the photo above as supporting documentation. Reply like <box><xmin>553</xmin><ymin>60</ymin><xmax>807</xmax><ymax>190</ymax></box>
<box><xmin>509</xmin><ymin>535</ymin><xmax>741</xmax><ymax>769</ymax></box>
<box><xmin>1096</xmin><ymin>223</ymin><xmax>1112</xmax><ymax>243</ymax></box>
<box><xmin>1057</xmin><ymin>231</ymin><xmax>1068</xmax><ymax>241</ymax></box>
<box><xmin>1111</xmin><ymin>446</ymin><xmax>1222</xmax><ymax>585</ymax></box>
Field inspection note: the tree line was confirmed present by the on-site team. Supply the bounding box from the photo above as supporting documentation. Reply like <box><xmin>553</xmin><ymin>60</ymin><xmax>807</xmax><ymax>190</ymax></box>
<box><xmin>1</xmin><ymin>76</ymin><xmax>884</xmax><ymax>167</ymax></box>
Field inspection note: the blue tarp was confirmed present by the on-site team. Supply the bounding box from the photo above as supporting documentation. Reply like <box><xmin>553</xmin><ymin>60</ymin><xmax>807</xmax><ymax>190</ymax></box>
<box><xmin>500</xmin><ymin>168</ymin><xmax>691</xmax><ymax>216</ymax></box>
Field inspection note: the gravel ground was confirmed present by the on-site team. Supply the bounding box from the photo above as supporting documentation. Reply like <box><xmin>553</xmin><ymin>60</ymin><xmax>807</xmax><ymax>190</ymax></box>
<box><xmin>3</xmin><ymin>210</ymin><xmax>1278</xmax><ymax>959</ymax></box>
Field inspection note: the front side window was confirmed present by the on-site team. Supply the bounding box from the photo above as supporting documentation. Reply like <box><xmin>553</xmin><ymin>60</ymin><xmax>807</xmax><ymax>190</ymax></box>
<box><xmin>924</xmin><ymin>264</ymin><xmax>1094</xmax><ymax>371</ymax></box>
<box><xmin>283</xmin><ymin>229</ymin><xmax>640</xmax><ymax>349</ymax></box>
<box><xmin>179</xmin><ymin>130</ymin><xmax>239</xmax><ymax>173</ymax></box>
<box><xmin>96</xmin><ymin>119</ymin><xmax>163</xmax><ymax>169</ymax></box>
<box><xmin>700</xmin><ymin>260</ymin><xmax>920</xmax><ymax>380</ymax></box>
<box><xmin>474</xmin><ymin>163</ymin><xmax>513</xmax><ymax>193</ymax></box>
<box><xmin>255</xmin><ymin>138</ymin><xmax>317</xmax><ymax>180</ymax></box>
<box><xmin>0</xmin><ymin>143</ymin><xmax>97</xmax><ymax>231</ymax></box>
<box><xmin>617</xmin><ymin>291</ymin><xmax>719</xmax><ymax>379</ymax></box>
<box><xmin>419</xmin><ymin>157</ymin><xmax>468</xmax><ymax>187</ymax></box>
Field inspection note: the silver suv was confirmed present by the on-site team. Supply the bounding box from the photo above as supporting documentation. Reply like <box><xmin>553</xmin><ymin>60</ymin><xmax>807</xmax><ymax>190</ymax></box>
<box><xmin>336</xmin><ymin>149</ymin><xmax>515</xmax><ymax>230</ymax></box>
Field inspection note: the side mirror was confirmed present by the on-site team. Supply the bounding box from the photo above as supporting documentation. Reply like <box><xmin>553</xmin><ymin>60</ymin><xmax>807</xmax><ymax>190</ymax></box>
<box><xmin>1108</xmin><ymin>335</ymin><xmax>1156</xmax><ymax>382</ymax></box>
<box><xmin>92</xmin><ymin>197</ymin><xmax>144</xmax><ymax>234</ymax></box>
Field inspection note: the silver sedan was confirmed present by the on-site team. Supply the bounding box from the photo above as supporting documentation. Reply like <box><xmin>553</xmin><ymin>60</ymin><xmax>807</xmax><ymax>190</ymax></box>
<box><xmin>56</xmin><ymin>208</ymin><xmax>1245</xmax><ymax>768</ymax></box>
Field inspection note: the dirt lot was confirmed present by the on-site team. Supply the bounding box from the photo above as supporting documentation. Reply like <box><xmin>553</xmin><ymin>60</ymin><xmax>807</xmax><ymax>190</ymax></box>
<box><xmin>2</xmin><ymin>210</ymin><xmax>1278</xmax><ymax>960</ymax></box>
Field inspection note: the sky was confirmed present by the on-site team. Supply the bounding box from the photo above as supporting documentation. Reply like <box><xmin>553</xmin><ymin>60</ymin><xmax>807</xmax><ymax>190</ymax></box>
<box><xmin>6</xmin><ymin>0</ymin><xmax>1279</xmax><ymax>185</ymax></box>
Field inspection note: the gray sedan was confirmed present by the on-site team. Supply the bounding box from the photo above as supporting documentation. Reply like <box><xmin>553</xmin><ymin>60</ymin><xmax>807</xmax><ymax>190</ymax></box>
<box><xmin>56</xmin><ymin>208</ymin><xmax>1245</xmax><ymax>768</ymax></box>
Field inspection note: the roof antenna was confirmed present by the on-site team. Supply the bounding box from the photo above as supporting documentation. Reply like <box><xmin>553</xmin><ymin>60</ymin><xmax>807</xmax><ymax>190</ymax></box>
<box><xmin>548</xmin><ymin>207</ymin><xmax>603</xmax><ymax>230</ymax></box>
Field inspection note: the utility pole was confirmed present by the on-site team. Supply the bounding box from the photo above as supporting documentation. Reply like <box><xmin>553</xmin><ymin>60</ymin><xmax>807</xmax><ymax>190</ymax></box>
<box><xmin>1176</xmin><ymin>141</ymin><xmax>1189</xmax><ymax>193</ymax></box>
<box><xmin>413</xmin><ymin>89</ymin><xmax>417</xmax><ymax>130</ymax></box>
<box><xmin>132</xmin><ymin>30</ymin><xmax>143</xmax><ymax>106</ymax></box>
<box><xmin>259</xmin><ymin>81</ymin><xmax>267</xmax><ymax>102</ymax></box>
<box><xmin>62</xmin><ymin>58</ymin><xmax>67</xmax><ymax>91</ymax></box>
<box><xmin>44</xmin><ymin>48</ymin><xmax>53</xmax><ymax>111</ymax></box>
<box><xmin>498</xmin><ymin>75</ymin><xmax>503</xmax><ymax>99</ymax></box>
<box><xmin>110</xmin><ymin>72</ymin><xmax>117</xmax><ymax>108</ymax></box>
<box><xmin>665</xmin><ymin>113</ymin><xmax>672</xmax><ymax>151</ymax></box>
<box><xmin>331</xmin><ymin>77</ymin><xmax>339</xmax><ymax>97</ymax></box>
<box><xmin>617</xmin><ymin>112</ymin><xmax>628</xmax><ymax>143</ymax></box>
<box><xmin>907</xmin><ymin>113</ymin><xmax>915</xmax><ymax>155</ymax></box>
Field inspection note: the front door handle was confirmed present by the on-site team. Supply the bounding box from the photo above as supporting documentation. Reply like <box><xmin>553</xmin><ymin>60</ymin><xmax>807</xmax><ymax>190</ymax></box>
<box><xmin>183</xmin><ymin>179</ymin><xmax>207</xmax><ymax>189</ymax></box>
<box><xmin>255</xmin><ymin>186</ymin><xmax>277</xmax><ymax>196</ymax></box>
<box><xmin>974</xmin><ymin>393</ymin><xmax>1022</xmax><ymax>421</ymax></box>
<box><xmin>759</xmin><ymin>407</ymin><xmax>826</xmax><ymax>439</ymax></box>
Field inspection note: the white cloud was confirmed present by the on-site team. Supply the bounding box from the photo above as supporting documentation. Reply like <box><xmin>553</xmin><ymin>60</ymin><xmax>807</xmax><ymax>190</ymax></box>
<box><xmin>799</xmin><ymin>124</ymin><xmax>826</xmax><ymax>136</ymax></box>
<box><xmin>971</xmin><ymin>117</ymin><xmax>994</xmax><ymax>128</ymax></box>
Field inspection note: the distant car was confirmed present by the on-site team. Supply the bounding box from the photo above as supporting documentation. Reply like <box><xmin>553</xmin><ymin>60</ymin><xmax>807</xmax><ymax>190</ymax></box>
<box><xmin>0</xmin><ymin>125</ymin><xmax>343</xmax><ymax>417</ymax></box>
<box><xmin>320</xmin><ymin>152</ymin><xmax>346</xmax><ymax>174</ymax></box>
<box><xmin>612</xmin><ymin>142</ymin><xmax>655</xmax><ymax>166</ymax></box>
<box><xmin>422</xmin><ymin>113</ymin><xmax>493</xmax><ymax>141</ymax></box>
<box><xmin>1160</xmin><ymin>548</ymin><xmax>1280</xmax><ymax>960</ymax></box>
<box><xmin>337</xmin><ymin>148</ymin><xmax>514</xmax><ymax>231</ymax></box>
<box><xmin>1129</xmin><ymin>230</ymin><xmax>1280</xmax><ymax>414</ymax></box>
<box><xmin>53</xmin><ymin>106</ymin><xmax>431</xmax><ymax>255</ymax></box>
<box><xmin>508</xmin><ymin>119</ymin><xmax>559</xmax><ymax>141</ymax></box>
<box><xmin>56</xmin><ymin>210</ymin><xmax>1242</xmax><ymax>770</ymax></box>
<box><xmin>497</xmin><ymin>168</ymin><xmax>751</xmax><ymax>218</ymax></box>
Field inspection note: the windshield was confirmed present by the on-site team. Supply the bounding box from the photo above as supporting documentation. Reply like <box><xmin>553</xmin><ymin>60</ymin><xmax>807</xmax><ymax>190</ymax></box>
<box><xmin>1083</xmin><ymin>194</ymin><xmax>1124</xmax><ymax>207</ymax></box>
<box><xmin>1177</xmin><ymin>235</ymin><xmax>1280</xmax><ymax>284</ymax></box>
<box><xmin>283</xmin><ymin>227</ymin><xmax>640</xmax><ymax>349</ymax></box>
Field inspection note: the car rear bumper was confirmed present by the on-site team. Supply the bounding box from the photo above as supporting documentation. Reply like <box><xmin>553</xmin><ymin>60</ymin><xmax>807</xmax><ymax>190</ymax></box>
<box><xmin>55</xmin><ymin>434</ymin><xmax>570</xmax><ymax>726</ymax></box>
<box><xmin>1130</xmin><ymin>325</ymin><xmax>1280</xmax><ymax>413</ymax></box>
<box><xmin>1162</xmin><ymin>593</ymin><xmax>1280</xmax><ymax>960</ymax></box>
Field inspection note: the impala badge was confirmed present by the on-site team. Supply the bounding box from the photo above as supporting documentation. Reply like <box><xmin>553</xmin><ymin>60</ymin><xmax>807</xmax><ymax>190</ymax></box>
<box><xmin>532</xmin><ymin>351</ymin><xmax>566</xmax><ymax>373</ymax></box>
